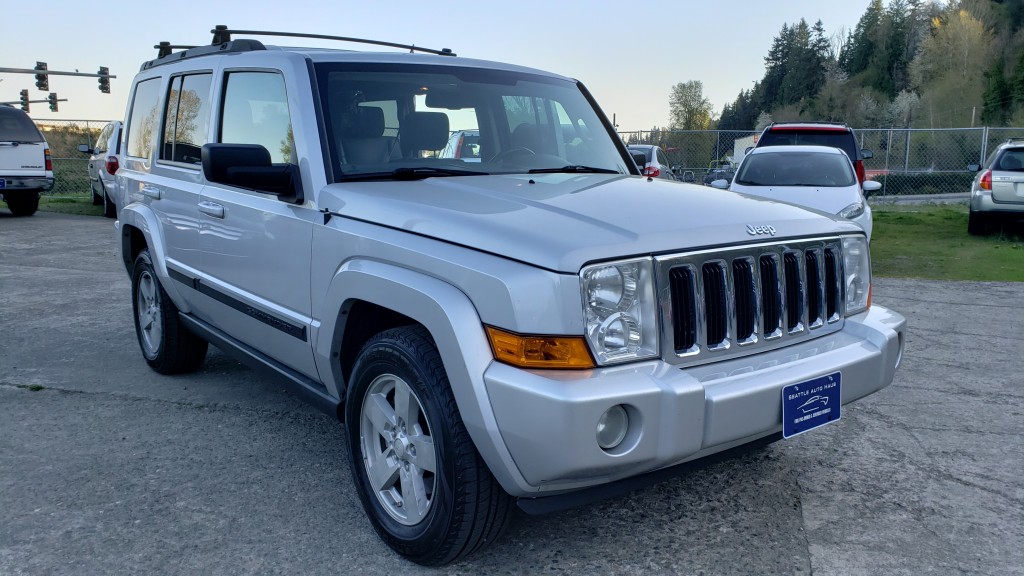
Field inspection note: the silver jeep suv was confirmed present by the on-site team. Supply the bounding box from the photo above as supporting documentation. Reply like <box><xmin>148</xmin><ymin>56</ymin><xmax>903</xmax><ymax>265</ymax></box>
<box><xmin>116</xmin><ymin>26</ymin><xmax>906</xmax><ymax>566</ymax></box>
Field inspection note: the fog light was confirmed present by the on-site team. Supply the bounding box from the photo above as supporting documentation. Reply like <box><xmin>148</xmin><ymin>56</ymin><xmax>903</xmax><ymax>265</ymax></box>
<box><xmin>596</xmin><ymin>405</ymin><xmax>629</xmax><ymax>450</ymax></box>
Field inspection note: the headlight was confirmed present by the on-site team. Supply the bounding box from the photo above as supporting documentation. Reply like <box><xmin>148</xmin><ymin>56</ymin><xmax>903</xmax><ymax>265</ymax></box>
<box><xmin>581</xmin><ymin>258</ymin><xmax>659</xmax><ymax>364</ymax></box>
<box><xmin>842</xmin><ymin>236</ymin><xmax>871</xmax><ymax>315</ymax></box>
<box><xmin>839</xmin><ymin>201</ymin><xmax>864</xmax><ymax>220</ymax></box>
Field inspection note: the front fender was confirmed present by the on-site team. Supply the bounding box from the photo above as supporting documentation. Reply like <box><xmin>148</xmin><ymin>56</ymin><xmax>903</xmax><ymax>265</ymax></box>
<box><xmin>315</xmin><ymin>258</ymin><xmax>533</xmax><ymax>495</ymax></box>
<box><xmin>118</xmin><ymin>203</ymin><xmax>190</xmax><ymax>312</ymax></box>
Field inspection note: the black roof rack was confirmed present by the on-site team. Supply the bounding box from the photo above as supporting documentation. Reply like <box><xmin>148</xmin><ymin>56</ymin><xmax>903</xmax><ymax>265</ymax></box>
<box><xmin>1005</xmin><ymin>137</ymin><xmax>1024</xmax><ymax>143</ymax></box>
<box><xmin>144</xmin><ymin>25</ymin><xmax>456</xmax><ymax>71</ymax></box>
<box><xmin>209</xmin><ymin>25</ymin><xmax>456</xmax><ymax>56</ymax></box>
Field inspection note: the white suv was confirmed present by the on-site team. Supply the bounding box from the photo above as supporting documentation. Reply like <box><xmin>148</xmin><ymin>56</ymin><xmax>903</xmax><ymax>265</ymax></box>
<box><xmin>115</xmin><ymin>26</ymin><xmax>906</xmax><ymax>565</ymax></box>
<box><xmin>78</xmin><ymin>120</ymin><xmax>122</xmax><ymax>218</ymax></box>
<box><xmin>0</xmin><ymin>105</ymin><xmax>54</xmax><ymax>216</ymax></box>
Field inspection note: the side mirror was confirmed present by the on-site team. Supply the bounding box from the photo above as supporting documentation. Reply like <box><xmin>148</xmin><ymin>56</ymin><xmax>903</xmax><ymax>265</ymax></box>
<box><xmin>78</xmin><ymin>144</ymin><xmax>94</xmax><ymax>154</ymax></box>
<box><xmin>201</xmin><ymin>143</ymin><xmax>304</xmax><ymax>204</ymax></box>
<box><xmin>862</xmin><ymin>180</ymin><xmax>882</xmax><ymax>197</ymax></box>
<box><xmin>710</xmin><ymin>179</ymin><xmax>730</xmax><ymax>190</ymax></box>
<box><xmin>967</xmin><ymin>163</ymin><xmax>981</xmax><ymax>172</ymax></box>
<box><xmin>744</xmin><ymin>147</ymin><xmax>753</xmax><ymax>154</ymax></box>
<box><xmin>861</xmin><ymin>149</ymin><xmax>873</xmax><ymax>160</ymax></box>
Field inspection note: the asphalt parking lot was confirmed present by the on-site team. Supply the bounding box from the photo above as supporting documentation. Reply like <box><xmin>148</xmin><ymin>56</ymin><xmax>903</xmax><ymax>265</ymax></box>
<box><xmin>1</xmin><ymin>211</ymin><xmax>1022</xmax><ymax>576</ymax></box>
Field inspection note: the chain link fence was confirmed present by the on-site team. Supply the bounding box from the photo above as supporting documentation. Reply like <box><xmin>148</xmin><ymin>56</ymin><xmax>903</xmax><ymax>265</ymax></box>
<box><xmin>32</xmin><ymin>119</ymin><xmax>1024</xmax><ymax>197</ymax></box>
<box><xmin>34</xmin><ymin>119</ymin><xmax>113</xmax><ymax>197</ymax></box>
<box><xmin>618</xmin><ymin>127</ymin><xmax>1024</xmax><ymax>195</ymax></box>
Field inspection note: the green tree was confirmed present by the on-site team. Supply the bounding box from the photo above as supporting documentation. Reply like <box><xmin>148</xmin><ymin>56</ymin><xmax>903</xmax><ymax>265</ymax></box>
<box><xmin>981</xmin><ymin>58</ymin><xmax>1011</xmax><ymax>125</ymax></box>
<box><xmin>668</xmin><ymin>80</ymin><xmax>714</xmax><ymax>130</ymax></box>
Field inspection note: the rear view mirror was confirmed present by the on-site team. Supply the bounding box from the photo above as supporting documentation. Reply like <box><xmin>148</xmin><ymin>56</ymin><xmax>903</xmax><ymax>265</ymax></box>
<box><xmin>862</xmin><ymin>180</ymin><xmax>882</xmax><ymax>197</ymax></box>
<box><xmin>967</xmin><ymin>163</ymin><xmax>981</xmax><ymax>172</ymax></box>
<box><xmin>710</xmin><ymin>179</ymin><xmax>729</xmax><ymax>190</ymax></box>
<box><xmin>78</xmin><ymin>144</ymin><xmax>94</xmax><ymax>154</ymax></box>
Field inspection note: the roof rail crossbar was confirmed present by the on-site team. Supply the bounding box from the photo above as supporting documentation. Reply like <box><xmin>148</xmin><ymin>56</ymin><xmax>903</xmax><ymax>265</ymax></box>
<box><xmin>209</xmin><ymin>25</ymin><xmax>456</xmax><ymax>56</ymax></box>
<box><xmin>155</xmin><ymin>42</ymin><xmax>198</xmax><ymax>58</ymax></box>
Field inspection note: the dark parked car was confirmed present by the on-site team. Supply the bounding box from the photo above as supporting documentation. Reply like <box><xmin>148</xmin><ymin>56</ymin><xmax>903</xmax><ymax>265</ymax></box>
<box><xmin>754</xmin><ymin>122</ymin><xmax>873</xmax><ymax>184</ymax></box>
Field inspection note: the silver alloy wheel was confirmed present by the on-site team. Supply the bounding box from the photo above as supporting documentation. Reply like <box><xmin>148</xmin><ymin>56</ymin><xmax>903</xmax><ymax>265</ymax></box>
<box><xmin>136</xmin><ymin>270</ymin><xmax>163</xmax><ymax>357</ymax></box>
<box><xmin>360</xmin><ymin>373</ymin><xmax>437</xmax><ymax>525</ymax></box>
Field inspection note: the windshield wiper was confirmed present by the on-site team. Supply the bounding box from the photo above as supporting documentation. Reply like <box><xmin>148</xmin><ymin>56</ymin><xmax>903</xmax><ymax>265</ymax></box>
<box><xmin>528</xmin><ymin>165</ymin><xmax>620</xmax><ymax>174</ymax></box>
<box><xmin>337</xmin><ymin>167</ymin><xmax>490</xmax><ymax>182</ymax></box>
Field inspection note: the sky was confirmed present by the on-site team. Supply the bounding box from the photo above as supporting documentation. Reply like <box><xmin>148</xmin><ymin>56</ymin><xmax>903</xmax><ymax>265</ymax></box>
<box><xmin>1</xmin><ymin>0</ymin><xmax>872</xmax><ymax>131</ymax></box>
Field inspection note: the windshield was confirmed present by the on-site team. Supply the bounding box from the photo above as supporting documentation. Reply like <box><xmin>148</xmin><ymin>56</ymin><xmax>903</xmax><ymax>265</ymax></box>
<box><xmin>735</xmin><ymin>151</ymin><xmax>856</xmax><ymax>187</ymax></box>
<box><xmin>314</xmin><ymin>63</ymin><xmax>631</xmax><ymax>180</ymax></box>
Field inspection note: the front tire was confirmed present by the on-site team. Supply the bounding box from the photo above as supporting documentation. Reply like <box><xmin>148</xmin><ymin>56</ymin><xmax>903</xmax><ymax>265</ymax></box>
<box><xmin>345</xmin><ymin>326</ymin><xmax>514</xmax><ymax>566</ymax></box>
<box><xmin>131</xmin><ymin>249</ymin><xmax>208</xmax><ymax>374</ymax></box>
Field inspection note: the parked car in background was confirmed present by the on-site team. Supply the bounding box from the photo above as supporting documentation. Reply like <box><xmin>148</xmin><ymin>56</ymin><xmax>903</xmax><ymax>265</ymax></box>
<box><xmin>78</xmin><ymin>121</ymin><xmax>122</xmax><ymax>218</ymax></box>
<box><xmin>754</xmin><ymin>122</ymin><xmax>873</xmax><ymax>184</ymax></box>
<box><xmin>0</xmin><ymin>105</ymin><xmax>54</xmax><ymax>216</ymax></box>
<box><xmin>702</xmin><ymin>161</ymin><xmax>736</xmax><ymax>186</ymax></box>
<box><xmin>713</xmin><ymin>145</ymin><xmax>880</xmax><ymax>240</ymax></box>
<box><xmin>967</xmin><ymin>138</ymin><xmax>1024</xmax><ymax>235</ymax></box>
<box><xmin>626</xmin><ymin>144</ymin><xmax>675</xmax><ymax>180</ymax></box>
<box><xmin>439</xmin><ymin>129</ymin><xmax>480</xmax><ymax>162</ymax></box>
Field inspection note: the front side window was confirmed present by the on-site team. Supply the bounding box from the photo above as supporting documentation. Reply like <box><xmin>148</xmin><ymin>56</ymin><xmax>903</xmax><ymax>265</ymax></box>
<box><xmin>125</xmin><ymin>78</ymin><xmax>162</xmax><ymax>159</ymax></box>
<box><xmin>161</xmin><ymin>73</ymin><xmax>212</xmax><ymax>164</ymax></box>
<box><xmin>220</xmin><ymin>71</ymin><xmax>295</xmax><ymax>164</ymax></box>
<box><xmin>316</xmin><ymin>63</ymin><xmax>629</xmax><ymax>180</ymax></box>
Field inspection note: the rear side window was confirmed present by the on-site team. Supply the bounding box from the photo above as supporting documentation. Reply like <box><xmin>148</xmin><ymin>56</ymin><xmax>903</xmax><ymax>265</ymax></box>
<box><xmin>125</xmin><ymin>78</ymin><xmax>162</xmax><ymax>159</ymax></box>
<box><xmin>759</xmin><ymin>129</ymin><xmax>858</xmax><ymax>161</ymax></box>
<box><xmin>161</xmin><ymin>73</ymin><xmax>213</xmax><ymax>165</ymax></box>
<box><xmin>220</xmin><ymin>72</ymin><xmax>295</xmax><ymax>164</ymax></box>
<box><xmin>0</xmin><ymin>107</ymin><xmax>44</xmax><ymax>142</ymax></box>
<box><xmin>93</xmin><ymin>123</ymin><xmax>112</xmax><ymax>154</ymax></box>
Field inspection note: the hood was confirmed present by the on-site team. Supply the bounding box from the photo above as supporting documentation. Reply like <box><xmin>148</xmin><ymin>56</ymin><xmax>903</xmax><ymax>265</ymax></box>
<box><xmin>728</xmin><ymin>183</ymin><xmax>862</xmax><ymax>216</ymax></box>
<box><xmin>321</xmin><ymin>174</ymin><xmax>860</xmax><ymax>272</ymax></box>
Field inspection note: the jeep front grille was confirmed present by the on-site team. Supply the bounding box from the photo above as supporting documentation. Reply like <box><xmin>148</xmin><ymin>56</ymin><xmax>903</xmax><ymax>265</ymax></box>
<box><xmin>656</xmin><ymin>238</ymin><xmax>845</xmax><ymax>366</ymax></box>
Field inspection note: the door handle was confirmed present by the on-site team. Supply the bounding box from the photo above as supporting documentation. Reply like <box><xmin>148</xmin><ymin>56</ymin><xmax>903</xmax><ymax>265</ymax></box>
<box><xmin>141</xmin><ymin>186</ymin><xmax>161</xmax><ymax>200</ymax></box>
<box><xmin>198</xmin><ymin>201</ymin><xmax>225</xmax><ymax>218</ymax></box>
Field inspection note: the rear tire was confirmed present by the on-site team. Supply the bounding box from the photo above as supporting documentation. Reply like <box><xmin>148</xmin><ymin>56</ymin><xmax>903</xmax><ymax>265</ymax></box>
<box><xmin>131</xmin><ymin>249</ymin><xmax>208</xmax><ymax>374</ymax></box>
<box><xmin>345</xmin><ymin>325</ymin><xmax>514</xmax><ymax>566</ymax></box>
<box><xmin>103</xmin><ymin>191</ymin><xmax>117</xmax><ymax>218</ymax></box>
<box><xmin>968</xmin><ymin>210</ymin><xmax>990</xmax><ymax>236</ymax></box>
<box><xmin>91</xmin><ymin>180</ymin><xmax>104</xmax><ymax>205</ymax></box>
<box><xmin>6</xmin><ymin>194</ymin><xmax>39</xmax><ymax>217</ymax></box>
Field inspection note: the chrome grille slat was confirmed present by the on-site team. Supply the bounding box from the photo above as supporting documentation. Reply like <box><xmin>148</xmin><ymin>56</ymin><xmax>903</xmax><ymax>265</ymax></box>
<box><xmin>657</xmin><ymin>238</ymin><xmax>846</xmax><ymax>367</ymax></box>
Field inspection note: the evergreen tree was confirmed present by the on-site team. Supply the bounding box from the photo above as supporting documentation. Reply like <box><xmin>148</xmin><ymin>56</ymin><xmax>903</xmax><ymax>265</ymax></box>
<box><xmin>982</xmin><ymin>58</ymin><xmax>1011</xmax><ymax>125</ymax></box>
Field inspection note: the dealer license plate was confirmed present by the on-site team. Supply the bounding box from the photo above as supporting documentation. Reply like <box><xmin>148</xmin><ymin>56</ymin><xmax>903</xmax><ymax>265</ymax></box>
<box><xmin>782</xmin><ymin>372</ymin><xmax>841</xmax><ymax>439</ymax></box>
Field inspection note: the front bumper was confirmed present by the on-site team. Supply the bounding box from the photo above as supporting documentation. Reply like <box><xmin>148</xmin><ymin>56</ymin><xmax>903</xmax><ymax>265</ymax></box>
<box><xmin>482</xmin><ymin>304</ymin><xmax>905</xmax><ymax>497</ymax></box>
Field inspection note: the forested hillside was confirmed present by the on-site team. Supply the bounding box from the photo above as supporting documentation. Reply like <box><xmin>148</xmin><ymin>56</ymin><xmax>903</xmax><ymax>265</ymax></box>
<box><xmin>716</xmin><ymin>0</ymin><xmax>1024</xmax><ymax>130</ymax></box>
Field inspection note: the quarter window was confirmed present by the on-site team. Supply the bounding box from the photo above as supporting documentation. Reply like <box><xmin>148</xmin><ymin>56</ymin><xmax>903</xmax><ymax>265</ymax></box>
<box><xmin>220</xmin><ymin>72</ymin><xmax>295</xmax><ymax>164</ymax></box>
<box><xmin>125</xmin><ymin>78</ymin><xmax>161</xmax><ymax>159</ymax></box>
<box><xmin>161</xmin><ymin>73</ymin><xmax>212</xmax><ymax>164</ymax></box>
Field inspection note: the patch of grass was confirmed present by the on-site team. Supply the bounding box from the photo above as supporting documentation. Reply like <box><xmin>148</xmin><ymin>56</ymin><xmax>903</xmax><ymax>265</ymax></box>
<box><xmin>870</xmin><ymin>203</ymin><xmax>1024</xmax><ymax>281</ymax></box>
<box><xmin>38</xmin><ymin>196</ymin><xmax>103</xmax><ymax>216</ymax></box>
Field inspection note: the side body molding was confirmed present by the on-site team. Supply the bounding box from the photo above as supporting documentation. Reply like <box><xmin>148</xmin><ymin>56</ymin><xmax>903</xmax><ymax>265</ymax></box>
<box><xmin>314</xmin><ymin>259</ymin><xmax>533</xmax><ymax>495</ymax></box>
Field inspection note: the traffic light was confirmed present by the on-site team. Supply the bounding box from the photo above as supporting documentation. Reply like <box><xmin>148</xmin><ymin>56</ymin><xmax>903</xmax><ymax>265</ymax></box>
<box><xmin>98</xmin><ymin>67</ymin><xmax>110</xmax><ymax>93</ymax></box>
<box><xmin>34</xmin><ymin>62</ymin><xmax>48</xmax><ymax>91</ymax></box>
<box><xmin>19</xmin><ymin>89</ymin><xmax>29</xmax><ymax>112</ymax></box>
<box><xmin>48</xmin><ymin>93</ymin><xmax>58</xmax><ymax>112</ymax></box>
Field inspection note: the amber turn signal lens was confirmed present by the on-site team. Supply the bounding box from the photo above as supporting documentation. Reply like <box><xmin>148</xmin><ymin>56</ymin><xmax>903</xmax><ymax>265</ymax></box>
<box><xmin>485</xmin><ymin>326</ymin><xmax>595</xmax><ymax>369</ymax></box>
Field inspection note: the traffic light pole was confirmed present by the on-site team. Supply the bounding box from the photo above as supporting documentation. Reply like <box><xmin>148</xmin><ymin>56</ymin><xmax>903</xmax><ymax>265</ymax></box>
<box><xmin>0</xmin><ymin>67</ymin><xmax>116</xmax><ymax>80</ymax></box>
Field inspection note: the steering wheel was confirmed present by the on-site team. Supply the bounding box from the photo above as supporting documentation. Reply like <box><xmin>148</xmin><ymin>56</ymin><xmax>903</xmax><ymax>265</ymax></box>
<box><xmin>491</xmin><ymin>147</ymin><xmax>536</xmax><ymax>163</ymax></box>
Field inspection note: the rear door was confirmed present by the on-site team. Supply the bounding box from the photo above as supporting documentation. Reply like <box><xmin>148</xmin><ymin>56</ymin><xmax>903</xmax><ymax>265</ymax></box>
<box><xmin>991</xmin><ymin>148</ymin><xmax>1024</xmax><ymax>205</ymax></box>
